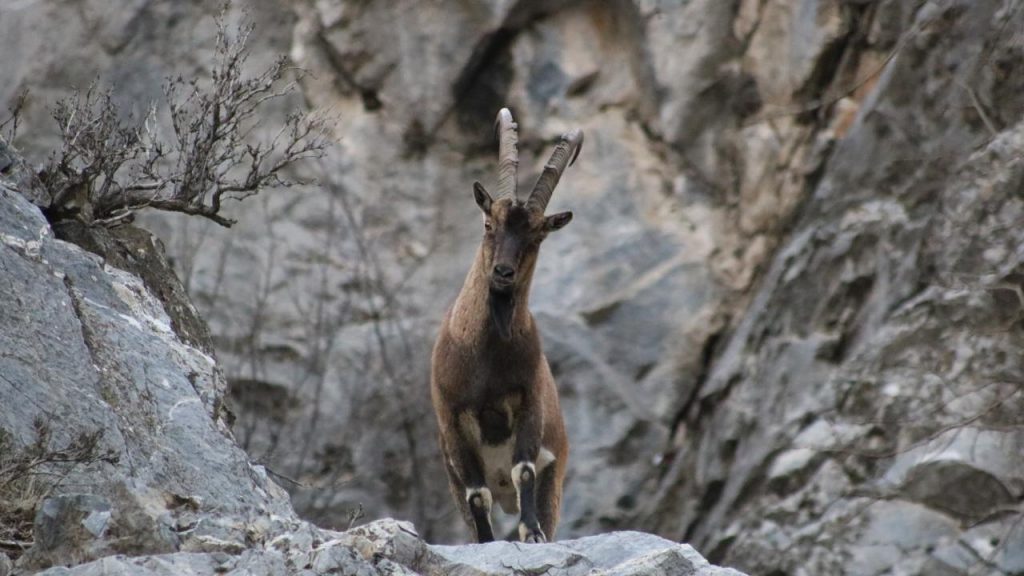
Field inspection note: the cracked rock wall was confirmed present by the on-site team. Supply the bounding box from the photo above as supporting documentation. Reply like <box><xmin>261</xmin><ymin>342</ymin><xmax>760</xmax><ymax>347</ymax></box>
<box><xmin>0</xmin><ymin>140</ymin><xmax>296</xmax><ymax>571</ymax></box>
<box><xmin>3</xmin><ymin>0</ymin><xmax>1024</xmax><ymax>574</ymax></box>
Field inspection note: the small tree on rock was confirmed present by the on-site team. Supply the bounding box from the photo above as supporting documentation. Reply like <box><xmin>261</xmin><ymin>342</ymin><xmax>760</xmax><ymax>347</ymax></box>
<box><xmin>7</xmin><ymin>5</ymin><xmax>330</xmax><ymax>227</ymax></box>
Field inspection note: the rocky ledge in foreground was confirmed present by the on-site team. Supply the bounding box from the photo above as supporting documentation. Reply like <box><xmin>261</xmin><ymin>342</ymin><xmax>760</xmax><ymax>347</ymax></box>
<box><xmin>35</xmin><ymin>519</ymin><xmax>745</xmax><ymax>576</ymax></box>
<box><xmin>0</xmin><ymin>141</ymin><xmax>743</xmax><ymax>576</ymax></box>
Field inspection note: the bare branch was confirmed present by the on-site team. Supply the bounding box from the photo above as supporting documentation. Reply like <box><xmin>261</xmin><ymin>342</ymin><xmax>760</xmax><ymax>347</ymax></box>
<box><xmin>0</xmin><ymin>88</ymin><xmax>28</xmax><ymax>142</ymax></box>
<box><xmin>37</xmin><ymin>4</ymin><xmax>332</xmax><ymax>227</ymax></box>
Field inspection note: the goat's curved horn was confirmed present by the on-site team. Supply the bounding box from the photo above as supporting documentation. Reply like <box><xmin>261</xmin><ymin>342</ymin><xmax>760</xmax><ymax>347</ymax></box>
<box><xmin>527</xmin><ymin>129</ymin><xmax>583</xmax><ymax>213</ymax></box>
<box><xmin>493</xmin><ymin>108</ymin><xmax>519</xmax><ymax>201</ymax></box>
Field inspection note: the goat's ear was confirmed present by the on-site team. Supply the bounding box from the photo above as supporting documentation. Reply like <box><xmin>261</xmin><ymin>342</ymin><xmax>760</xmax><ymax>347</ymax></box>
<box><xmin>473</xmin><ymin>182</ymin><xmax>492</xmax><ymax>214</ymax></box>
<box><xmin>545</xmin><ymin>211</ymin><xmax>573</xmax><ymax>231</ymax></box>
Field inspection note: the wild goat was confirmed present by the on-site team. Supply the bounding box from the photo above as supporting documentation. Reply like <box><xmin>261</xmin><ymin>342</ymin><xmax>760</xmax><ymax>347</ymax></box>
<box><xmin>431</xmin><ymin>108</ymin><xmax>582</xmax><ymax>543</ymax></box>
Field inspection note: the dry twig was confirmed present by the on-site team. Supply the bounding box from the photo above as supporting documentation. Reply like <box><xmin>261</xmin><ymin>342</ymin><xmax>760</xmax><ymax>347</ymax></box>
<box><xmin>35</xmin><ymin>4</ymin><xmax>330</xmax><ymax>227</ymax></box>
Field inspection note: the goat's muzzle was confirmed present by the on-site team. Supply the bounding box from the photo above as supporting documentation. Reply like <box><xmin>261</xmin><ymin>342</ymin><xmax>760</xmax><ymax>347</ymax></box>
<box><xmin>491</xmin><ymin>264</ymin><xmax>516</xmax><ymax>292</ymax></box>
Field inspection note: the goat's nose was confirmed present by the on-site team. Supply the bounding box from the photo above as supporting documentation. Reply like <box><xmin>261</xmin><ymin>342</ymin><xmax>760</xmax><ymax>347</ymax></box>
<box><xmin>494</xmin><ymin>264</ymin><xmax>515</xmax><ymax>280</ymax></box>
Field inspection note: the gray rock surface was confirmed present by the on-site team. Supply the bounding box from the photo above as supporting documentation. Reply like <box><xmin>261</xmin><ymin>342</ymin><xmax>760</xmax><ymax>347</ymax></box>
<box><xmin>430</xmin><ymin>531</ymin><xmax>747</xmax><ymax>576</ymax></box>
<box><xmin>635</xmin><ymin>2</ymin><xmax>1024</xmax><ymax>573</ymax></box>
<box><xmin>3</xmin><ymin>0</ymin><xmax>1024</xmax><ymax>574</ymax></box>
<box><xmin>0</xmin><ymin>143</ymin><xmax>293</xmax><ymax>570</ymax></box>
<box><xmin>33</xmin><ymin>519</ymin><xmax>742</xmax><ymax>576</ymax></box>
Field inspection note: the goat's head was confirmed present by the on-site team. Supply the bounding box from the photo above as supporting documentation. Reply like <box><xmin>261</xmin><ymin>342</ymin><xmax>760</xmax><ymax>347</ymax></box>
<box><xmin>472</xmin><ymin>108</ymin><xmax>583</xmax><ymax>339</ymax></box>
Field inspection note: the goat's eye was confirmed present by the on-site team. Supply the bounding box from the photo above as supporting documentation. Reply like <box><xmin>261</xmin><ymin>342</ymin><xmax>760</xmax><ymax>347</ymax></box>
<box><xmin>484</xmin><ymin>221</ymin><xmax>493</xmax><ymax>232</ymax></box>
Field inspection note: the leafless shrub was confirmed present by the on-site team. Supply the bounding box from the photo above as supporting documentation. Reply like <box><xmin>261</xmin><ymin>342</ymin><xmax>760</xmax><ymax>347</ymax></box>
<box><xmin>29</xmin><ymin>5</ymin><xmax>330</xmax><ymax>227</ymax></box>
<box><xmin>346</xmin><ymin>503</ymin><xmax>365</xmax><ymax>529</ymax></box>
<box><xmin>0</xmin><ymin>419</ymin><xmax>117</xmax><ymax>559</ymax></box>
<box><xmin>0</xmin><ymin>88</ymin><xmax>27</xmax><ymax>143</ymax></box>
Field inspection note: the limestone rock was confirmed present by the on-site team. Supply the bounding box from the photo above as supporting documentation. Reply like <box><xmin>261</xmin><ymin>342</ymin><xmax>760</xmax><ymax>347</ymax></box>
<box><xmin>428</xmin><ymin>531</ymin><xmax>748</xmax><ymax>576</ymax></box>
<box><xmin>0</xmin><ymin>160</ymin><xmax>292</xmax><ymax>572</ymax></box>
<box><xmin>33</xmin><ymin>519</ymin><xmax>745</xmax><ymax>576</ymax></box>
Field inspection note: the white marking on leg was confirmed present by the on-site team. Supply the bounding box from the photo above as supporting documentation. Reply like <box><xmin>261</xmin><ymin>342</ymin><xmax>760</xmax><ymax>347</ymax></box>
<box><xmin>465</xmin><ymin>486</ymin><xmax>493</xmax><ymax>512</ymax></box>
<box><xmin>511</xmin><ymin>461</ymin><xmax>536</xmax><ymax>491</ymax></box>
<box><xmin>518</xmin><ymin>521</ymin><xmax>547</xmax><ymax>543</ymax></box>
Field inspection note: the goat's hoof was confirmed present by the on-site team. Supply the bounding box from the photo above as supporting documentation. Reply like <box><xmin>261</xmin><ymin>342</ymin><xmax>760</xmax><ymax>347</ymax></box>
<box><xmin>519</xmin><ymin>523</ymin><xmax>547</xmax><ymax>543</ymax></box>
<box><xmin>524</xmin><ymin>532</ymin><xmax>546</xmax><ymax>543</ymax></box>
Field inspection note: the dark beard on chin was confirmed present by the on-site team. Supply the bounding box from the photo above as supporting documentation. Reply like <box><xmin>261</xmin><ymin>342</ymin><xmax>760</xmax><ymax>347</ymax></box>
<box><xmin>489</xmin><ymin>290</ymin><xmax>515</xmax><ymax>340</ymax></box>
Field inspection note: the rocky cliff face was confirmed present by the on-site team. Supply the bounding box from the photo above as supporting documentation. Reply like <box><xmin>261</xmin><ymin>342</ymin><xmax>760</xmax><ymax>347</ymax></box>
<box><xmin>0</xmin><ymin>141</ymin><xmax>292</xmax><ymax>570</ymax></box>
<box><xmin>2</xmin><ymin>0</ymin><xmax>1023</xmax><ymax>574</ymax></box>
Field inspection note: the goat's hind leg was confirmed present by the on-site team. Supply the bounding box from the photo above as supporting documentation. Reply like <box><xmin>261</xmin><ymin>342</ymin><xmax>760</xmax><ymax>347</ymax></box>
<box><xmin>536</xmin><ymin>463</ymin><xmax>562</xmax><ymax>541</ymax></box>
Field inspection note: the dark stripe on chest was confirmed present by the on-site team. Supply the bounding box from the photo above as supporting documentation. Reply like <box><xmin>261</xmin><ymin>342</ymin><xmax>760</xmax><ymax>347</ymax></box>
<box><xmin>478</xmin><ymin>406</ymin><xmax>512</xmax><ymax>445</ymax></box>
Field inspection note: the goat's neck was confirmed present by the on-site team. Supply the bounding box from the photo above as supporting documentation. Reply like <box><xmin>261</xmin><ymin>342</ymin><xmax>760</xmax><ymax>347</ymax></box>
<box><xmin>449</xmin><ymin>246</ymin><xmax>536</xmax><ymax>342</ymax></box>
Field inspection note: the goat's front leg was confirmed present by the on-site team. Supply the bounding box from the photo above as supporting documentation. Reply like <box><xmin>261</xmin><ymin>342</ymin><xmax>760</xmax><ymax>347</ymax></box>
<box><xmin>512</xmin><ymin>402</ymin><xmax>545</xmax><ymax>543</ymax></box>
